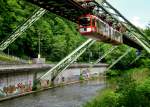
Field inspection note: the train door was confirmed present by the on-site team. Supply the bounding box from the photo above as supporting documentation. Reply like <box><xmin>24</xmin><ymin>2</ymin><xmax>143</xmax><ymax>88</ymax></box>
<box><xmin>91</xmin><ymin>16</ymin><xmax>96</xmax><ymax>33</ymax></box>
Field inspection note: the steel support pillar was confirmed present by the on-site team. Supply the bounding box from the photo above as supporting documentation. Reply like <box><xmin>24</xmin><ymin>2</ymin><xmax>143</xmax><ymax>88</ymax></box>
<box><xmin>106</xmin><ymin>48</ymin><xmax>132</xmax><ymax>71</ymax></box>
<box><xmin>39</xmin><ymin>39</ymin><xmax>95</xmax><ymax>82</ymax></box>
<box><xmin>94</xmin><ymin>46</ymin><xmax>117</xmax><ymax>64</ymax></box>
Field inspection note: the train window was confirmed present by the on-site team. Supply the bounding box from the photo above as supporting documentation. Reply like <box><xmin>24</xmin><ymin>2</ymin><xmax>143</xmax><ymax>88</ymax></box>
<box><xmin>79</xmin><ymin>17</ymin><xmax>91</xmax><ymax>26</ymax></box>
<box><xmin>105</xmin><ymin>25</ymin><xmax>109</xmax><ymax>36</ymax></box>
<box><xmin>99</xmin><ymin>21</ymin><xmax>105</xmax><ymax>32</ymax></box>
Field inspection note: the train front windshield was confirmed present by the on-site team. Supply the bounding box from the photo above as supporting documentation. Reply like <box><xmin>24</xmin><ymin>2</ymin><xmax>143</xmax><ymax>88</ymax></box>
<box><xmin>79</xmin><ymin>17</ymin><xmax>90</xmax><ymax>26</ymax></box>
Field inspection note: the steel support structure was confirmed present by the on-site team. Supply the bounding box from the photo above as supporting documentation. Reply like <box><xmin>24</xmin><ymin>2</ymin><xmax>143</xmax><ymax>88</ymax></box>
<box><xmin>1</xmin><ymin>0</ymin><xmax>148</xmax><ymax>52</ymax></box>
<box><xmin>103</xmin><ymin>0</ymin><xmax>149</xmax><ymax>41</ymax></box>
<box><xmin>99</xmin><ymin>0</ymin><xmax>150</xmax><ymax>53</ymax></box>
<box><xmin>77</xmin><ymin>0</ymin><xmax>149</xmax><ymax>52</ymax></box>
<box><xmin>0</xmin><ymin>8</ymin><xmax>47</xmax><ymax>51</ymax></box>
<box><xmin>94</xmin><ymin>46</ymin><xmax>117</xmax><ymax>64</ymax></box>
<box><xmin>27</xmin><ymin>0</ymin><xmax>146</xmax><ymax>50</ymax></box>
<box><xmin>0</xmin><ymin>0</ymin><xmax>148</xmax><ymax>83</ymax></box>
<box><xmin>129</xmin><ymin>54</ymin><xmax>142</xmax><ymax>65</ymax></box>
<box><xmin>130</xmin><ymin>32</ymin><xmax>150</xmax><ymax>53</ymax></box>
<box><xmin>27</xmin><ymin>0</ymin><xmax>86</xmax><ymax>22</ymax></box>
<box><xmin>106</xmin><ymin>48</ymin><xmax>132</xmax><ymax>71</ymax></box>
<box><xmin>39</xmin><ymin>39</ymin><xmax>95</xmax><ymax>81</ymax></box>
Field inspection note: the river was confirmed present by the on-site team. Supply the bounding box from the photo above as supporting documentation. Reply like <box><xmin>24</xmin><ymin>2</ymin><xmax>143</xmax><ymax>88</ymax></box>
<box><xmin>0</xmin><ymin>80</ymin><xmax>106</xmax><ymax>107</ymax></box>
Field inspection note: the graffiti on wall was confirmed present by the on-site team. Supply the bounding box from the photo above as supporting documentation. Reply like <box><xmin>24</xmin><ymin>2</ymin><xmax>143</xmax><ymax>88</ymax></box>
<box><xmin>81</xmin><ymin>68</ymin><xmax>91</xmax><ymax>78</ymax></box>
<box><xmin>40</xmin><ymin>80</ymin><xmax>50</xmax><ymax>88</ymax></box>
<box><xmin>0</xmin><ymin>81</ymin><xmax>32</xmax><ymax>97</ymax></box>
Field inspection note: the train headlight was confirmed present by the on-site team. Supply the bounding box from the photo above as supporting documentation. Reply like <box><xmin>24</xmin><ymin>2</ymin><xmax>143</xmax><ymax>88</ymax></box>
<box><xmin>87</xmin><ymin>28</ymin><xmax>91</xmax><ymax>32</ymax></box>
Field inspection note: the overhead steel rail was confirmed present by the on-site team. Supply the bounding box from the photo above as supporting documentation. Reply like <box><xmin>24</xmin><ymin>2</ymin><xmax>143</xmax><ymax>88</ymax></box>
<box><xmin>0</xmin><ymin>0</ymin><xmax>148</xmax><ymax>52</ymax></box>
<box><xmin>28</xmin><ymin>0</ymin><xmax>146</xmax><ymax>51</ymax></box>
<box><xmin>27</xmin><ymin>0</ymin><xmax>87</xmax><ymax>22</ymax></box>
<box><xmin>74</xmin><ymin>0</ymin><xmax>146</xmax><ymax>50</ymax></box>
<box><xmin>39</xmin><ymin>39</ymin><xmax>95</xmax><ymax>82</ymax></box>
<box><xmin>97</xmin><ymin>0</ymin><xmax>150</xmax><ymax>53</ymax></box>
<box><xmin>0</xmin><ymin>7</ymin><xmax>47</xmax><ymax>51</ymax></box>
<box><xmin>77</xmin><ymin>0</ymin><xmax>149</xmax><ymax>52</ymax></box>
<box><xmin>0</xmin><ymin>0</ymin><xmax>87</xmax><ymax>51</ymax></box>
<box><xmin>103</xmin><ymin>0</ymin><xmax>150</xmax><ymax>42</ymax></box>
<box><xmin>122</xmin><ymin>34</ymin><xmax>143</xmax><ymax>50</ymax></box>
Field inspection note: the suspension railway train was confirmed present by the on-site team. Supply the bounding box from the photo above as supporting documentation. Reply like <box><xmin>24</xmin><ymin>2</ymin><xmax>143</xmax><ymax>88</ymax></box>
<box><xmin>78</xmin><ymin>14</ymin><xmax>124</xmax><ymax>45</ymax></box>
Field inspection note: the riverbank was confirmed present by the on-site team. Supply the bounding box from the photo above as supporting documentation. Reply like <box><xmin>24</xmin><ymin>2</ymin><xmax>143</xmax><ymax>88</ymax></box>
<box><xmin>0</xmin><ymin>77</ymin><xmax>105</xmax><ymax>102</ymax></box>
<box><xmin>0</xmin><ymin>79</ymin><xmax>105</xmax><ymax>107</ymax></box>
<box><xmin>0</xmin><ymin>63</ymin><xmax>107</xmax><ymax>99</ymax></box>
<box><xmin>0</xmin><ymin>80</ymin><xmax>81</xmax><ymax>102</ymax></box>
<box><xmin>83</xmin><ymin>67</ymin><xmax>150</xmax><ymax>107</ymax></box>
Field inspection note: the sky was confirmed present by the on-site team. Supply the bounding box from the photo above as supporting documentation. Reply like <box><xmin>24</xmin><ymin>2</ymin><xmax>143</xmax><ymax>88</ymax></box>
<box><xmin>107</xmin><ymin>0</ymin><xmax>150</xmax><ymax>28</ymax></box>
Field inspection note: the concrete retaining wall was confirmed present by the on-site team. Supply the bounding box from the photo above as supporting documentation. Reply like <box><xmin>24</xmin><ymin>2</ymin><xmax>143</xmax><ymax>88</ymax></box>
<box><xmin>0</xmin><ymin>63</ymin><xmax>108</xmax><ymax>97</ymax></box>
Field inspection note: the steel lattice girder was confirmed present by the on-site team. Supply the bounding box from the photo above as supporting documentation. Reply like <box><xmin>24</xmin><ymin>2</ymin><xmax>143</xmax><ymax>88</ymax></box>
<box><xmin>0</xmin><ymin>8</ymin><xmax>47</xmax><ymax>51</ymax></box>
<box><xmin>94</xmin><ymin>46</ymin><xmax>117</xmax><ymax>64</ymax></box>
<box><xmin>100</xmin><ymin>0</ymin><xmax>150</xmax><ymax>53</ymax></box>
<box><xmin>28</xmin><ymin>0</ymin><xmax>147</xmax><ymax>51</ymax></box>
<box><xmin>39</xmin><ymin>39</ymin><xmax>95</xmax><ymax>81</ymax></box>
<box><xmin>1</xmin><ymin>0</ymin><xmax>146</xmax><ymax>51</ymax></box>
<box><xmin>106</xmin><ymin>48</ymin><xmax>132</xmax><ymax>71</ymax></box>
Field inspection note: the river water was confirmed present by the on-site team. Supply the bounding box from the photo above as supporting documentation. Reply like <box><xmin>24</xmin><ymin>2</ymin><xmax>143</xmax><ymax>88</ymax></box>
<box><xmin>0</xmin><ymin>80</ymin><xmax>106</xmax><ymax>107</ymax></box>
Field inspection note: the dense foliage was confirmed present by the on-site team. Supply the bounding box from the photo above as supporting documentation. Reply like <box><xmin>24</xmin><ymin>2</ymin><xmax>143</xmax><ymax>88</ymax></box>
<box><xmin>0</xmin><ymin>0</ymin><xmax>149</xmax><ymax>68</ymax></box>
<box><xmin>83</xmin><ymin>68</ymin><xmax>150</xmax><ymax>107</ymax></box>
<box><xmin>0</xmin><ymin>0</ymin><xmax>150</xmax><ymax>106</ymax></box>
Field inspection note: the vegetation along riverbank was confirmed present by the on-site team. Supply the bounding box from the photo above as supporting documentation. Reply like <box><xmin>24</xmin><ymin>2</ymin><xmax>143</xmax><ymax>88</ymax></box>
<box><xmin>83</xmin><ymin>67</ymin><xmax>150</xmax><ymax>107</ymax></box>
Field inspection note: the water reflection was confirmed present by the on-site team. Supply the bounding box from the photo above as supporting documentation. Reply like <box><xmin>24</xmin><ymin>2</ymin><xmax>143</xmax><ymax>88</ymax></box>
<box><xmin>0</xmin><ymin>79</ymin><xmax>106</xmax><ymax>107</ymax></box>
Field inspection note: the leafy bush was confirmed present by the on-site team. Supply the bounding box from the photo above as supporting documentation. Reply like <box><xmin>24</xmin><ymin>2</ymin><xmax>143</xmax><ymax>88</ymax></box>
<box><xmin>106</xmin><ymin>70</ymin><xmax>122</xmax><ymax>77</ymax></box>
<box><xmin>136</xmin><ymin>77</ymin><xmax>150</xmax><ymax>101</ymax></box>
<box><xmin>83</xmin><ymin>89</ymin><xmax>118</xmax><ymax>107</ymax></box>
<box><xmin>84</xmin><ymin>68</ymin><xmax>150</xmax><ymax>107</ymax></box>
<box><xmin>116</xmin><ymin>77</ymin><xmax>150</xmax><ymax>107</ymax></box>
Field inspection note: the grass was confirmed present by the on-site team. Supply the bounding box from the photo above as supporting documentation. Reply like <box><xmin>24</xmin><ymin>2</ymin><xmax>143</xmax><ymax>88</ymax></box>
<box><xmin>0</xmin><ymin>54</ymin><xmax>16</xmax><ymax>62</ymax></box>
<box><xmin>83</xmin><ymin>67</ymin><xmax>150</xmax><ymax>107</ymax></box>
<box><xmin>0</xmin><ymin>52</ymin><xmax>21</xmax><ymax>63</ymax></box>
